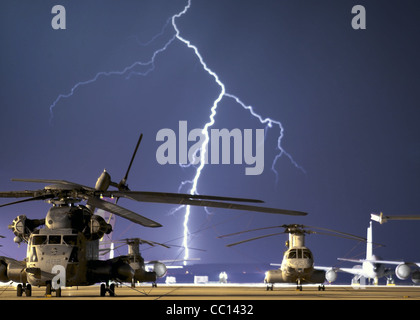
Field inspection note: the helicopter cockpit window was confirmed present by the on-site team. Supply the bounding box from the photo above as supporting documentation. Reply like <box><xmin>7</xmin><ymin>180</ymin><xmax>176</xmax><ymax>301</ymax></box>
<box><xmin>63</xmin><ymin>235</ymin><xmax>78</xmax><ymax>246</ymax></box>
<box><xmin>302</xmin><ymin>249</ymin><xmax>312</xmax><ymax>259</ymax></box>
<box><xmin>32</xmin><ymin>235</ymin><xmax>47</xmax><ymax>245</ymax></box>
<box><xmin>49</xmin><ymin>235</ymin><xmax>62</xmax><ymax>244</ymax></box>
<box><xmin>288</xmin><ymin>249</ymin><xmax>297</xmax><ymax>259</ymax></box>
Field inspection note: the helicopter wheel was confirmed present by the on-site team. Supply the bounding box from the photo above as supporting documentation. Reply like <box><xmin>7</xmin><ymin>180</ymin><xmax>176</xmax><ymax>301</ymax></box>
<box><xmin>318</xmin><ymin>285</ymin><xmax>325</xmax><ymax>291</ymax></box>
<box><xmin>152</xmin><ymin>282</ymin><xmax>157</xmax><ymax>288</ymax></box>
<box><xmin>100</xmin><ymin>282</ymin><xmax>116</xmax><ymax>296</ymax></box>
<box><xmin>25</xmin><ymin>284</ymin><xmax>32</xmax><ymax>297</ymax></box>
<box><xmin>56</xmin><ymin>287</ymin><xmax>62</xmax><ymax>297</ymax></box>
<box><xmin>46</xmin><ymin>282</ymin><xmax>52</xmax><ymax>295</ymax></box>
<box><xmin>109</xmin><ymin>283</ymin><xmax>115</xmax><ymax>297</ymax></box>
<box><xmin>17</xmin><ymin>284</ymin><xmax>23</xmax><ymax>297</ymax></box>
<box><xmin>100</xmin><ymin>283</ymin><xmax>106</xmax><ymax>297</ymax></box>
<box><xmin>296</xmin><ymin>280</ymin><xmax>302</xmax><ymax>291</ymax></box>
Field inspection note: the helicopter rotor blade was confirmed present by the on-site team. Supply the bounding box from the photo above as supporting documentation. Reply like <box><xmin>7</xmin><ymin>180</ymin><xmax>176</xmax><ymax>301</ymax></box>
<box><xmin>306</xmin><ymin>230</ymin><xmax>366</xmax><ymax>242</ymax></box>
<box><xmin>118</xmin><ymin>237</ymin><xmax>171</xmax><ymax>248</ymax></box>
<box><xmin>221</xmin><ymin>223</ymin><xmax>367</xmax><ymax>248</ymax></box>
<box><xmin>162</xmin><ymin>244</ymin><xmax>206</xmax><ymax>252</ymax></box>
<box><xmin>85</xmin><ymin>196</ymin><xmax>162</xmax><ymax>228</ymax></box>
<box><xmin>0</xmin><ymin>194</ymin><xmax>55</xmax><ymax>208</ymax></box>
<box><xmin>140</xmin><ymin>239</ymin><xmax>170</xmax><ymax>248</ymax></box>
<box><xmin>111</xmin><ymin>191</ymin><xmax>263</xmax><ymax>204</ymax></box>
<box><xmin>0</xmin><ymin>190</ymin><xmax>39</xmax><ymax>198</ymax></box>
<box><xmin>103</xmin><ymin>191</ymin><xmax>306</xmax><ymax>216</ymax></box>
<box><xmin>302</xmin><ymin>225</ymin><xmax>366</xmax><ymax>242</ymax></box>
<box><xmin>103</xmin><ymin>238</ymin><xmax>206</xmax><ymax>251</ymax></box>
<box><xmin>226</xmin><ymin>232</ymin><xmax>286</xmax><ymax>247</ymax></box>
<box><xmin>217</xmin><ymin>225</ymin><xmax>286</xmax><ymax>239</ymax></box>
<box><xmin>11</xmin><ymin>179</ymin><xmax>94</xmax><ymax>191</ymax></box>
<box><xmin>119</xmin><ymin>133</ymin><xmax>143</xmax><ymax>190</ymax></box>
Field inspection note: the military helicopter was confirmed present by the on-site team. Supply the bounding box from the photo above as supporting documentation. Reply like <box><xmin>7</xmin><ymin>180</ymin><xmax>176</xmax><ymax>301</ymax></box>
<box><xmin>98</xmin><ymin>237</ymin><xmax>170</xmax><ymax>292</ymax></box>
<box><xmin>98</xmin><ymin>237</ymin><xmax>204</xmax><ymax>289</ymax></box>
<box><xmin>0</xmin><ymin>134</ymin><xmax>307</xmax><ymax>297</ymax></box>
<box><xmin>219</xmin><ymin>224</ymin><xmax>366</xmax><ymax>291</ymax></box>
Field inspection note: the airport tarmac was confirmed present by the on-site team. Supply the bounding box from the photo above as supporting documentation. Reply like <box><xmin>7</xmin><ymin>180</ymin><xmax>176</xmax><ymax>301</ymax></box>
<box><xmin>0</xmin><ymin>283</ymin><xmax>419</xmax><ymax>300</ymax></box>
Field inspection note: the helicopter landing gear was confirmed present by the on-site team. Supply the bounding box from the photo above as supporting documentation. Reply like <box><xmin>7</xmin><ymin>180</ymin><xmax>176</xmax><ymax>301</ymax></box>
<box><xmin>318</xmin><ymin>284</ymin><xmax>325</xmax><ymax>291</ymax></box>
<box><xmin>100</xmin><ymin>282</ymin><xmax>116</xmax><ymax>297</ymax></box>
<box><xmin>45</xmin><ymin>282</ymin><xmax>62</xmax><ymax>297</ymax></box>
<box><xmin>296</xmin><ymin>279</ymin><xmax>302</xmax><ymax>291</ymax></box>
<box><xmin>266</xmin><ymin>284</ymin><xmax>274</xmax><ymax>291</ymax></box>
<box><xmin>152</xmin><ymin>282</ymin><xmax>157</xmax><ymax>288</ymax></box>
<box><xmin>17</xmin><ymin>283</ymin><xmax>32</xmax><ymax>297</ymax></box>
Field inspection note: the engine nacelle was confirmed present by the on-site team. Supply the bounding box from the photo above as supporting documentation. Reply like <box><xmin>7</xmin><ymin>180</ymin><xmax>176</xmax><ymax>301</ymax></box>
<box><xmin>0</xmin><ymin>258</ymin><xmax>27</xmax><ymax>283</ymax></box>
<box><xmin>264</xmin><ymin>269</ymin><xmax>284</xmax><ymax>283</ymax></box>
<box><xmin>8</xmin><ymin>215</ymin><xmax>44</xmax><ymax>243</ymax></box>
<box><xmin>88</xmin><ymin>215</ymin><xmax>112</xmax><ymax>240</ymax></box>
<box><xmin>396</xmin><ymin>263</ymin><xmax>411</xmax><ymax>280</ymax></box>
<box><xmin>411</xmin><ymin>270</ymin><xmax>420</xmax><ymax>284</ymax></box>
<box><xmin>153</xmin><ymin>262</ymin><xmax>167</xmax><ymax>278</ymax></box>
<box><xmin>325</xmin><ymin>269</ymin><xmax>337</xmax><ymax>283</ymax></box>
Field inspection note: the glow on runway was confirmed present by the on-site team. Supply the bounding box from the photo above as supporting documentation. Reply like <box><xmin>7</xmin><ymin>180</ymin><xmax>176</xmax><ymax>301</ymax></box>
<box><xmin>0</xmin><ymin>283</ymin><xmax>419</xmax><ymax>300</ymax></box>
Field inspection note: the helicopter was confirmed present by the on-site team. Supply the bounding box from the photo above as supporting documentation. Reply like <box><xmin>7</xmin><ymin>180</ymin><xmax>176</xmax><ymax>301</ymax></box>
<box><xmin>98</xmin><ymin>237</ymin><xmax>170</xmax><ymax>292</ymax></box>
<box><xmin>218</xmin><ymin>224</ymin><xmax>366</xmax><ymax>291</ymax></box>
<box><xmin>98</xmin><ymin>237</ymin><xmax>205</xmax><ymax>289</ymax></box>
<box><xmin>0</xmin><ymin>133</ymin><xmax>307</xmax><ymax>297</ymax></box>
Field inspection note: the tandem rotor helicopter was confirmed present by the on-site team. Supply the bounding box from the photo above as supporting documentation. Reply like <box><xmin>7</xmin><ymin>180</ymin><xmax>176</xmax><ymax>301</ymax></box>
<box><xmin>219</xmin><ymin>224</ymin><xmax>366</xmax><ymax>291</ymax></box>
<box><xmin>0</xmin><ymin>133</ymin><xmax>307</xmax><ymax>297</ymax></box>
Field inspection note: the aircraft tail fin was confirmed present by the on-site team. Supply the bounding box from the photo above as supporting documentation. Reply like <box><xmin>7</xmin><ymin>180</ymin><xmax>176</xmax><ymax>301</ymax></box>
<box><xmin>366</xmin><ymin>221</ymin><xmax>373</xmax><ymax>260</ymax></box>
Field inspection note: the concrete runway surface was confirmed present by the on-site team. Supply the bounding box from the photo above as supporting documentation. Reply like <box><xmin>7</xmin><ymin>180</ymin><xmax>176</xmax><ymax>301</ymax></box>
<box><xmin>0</xmin><ymin>283</ymin><xmax>419</xmax><ymax>300</ymax></box>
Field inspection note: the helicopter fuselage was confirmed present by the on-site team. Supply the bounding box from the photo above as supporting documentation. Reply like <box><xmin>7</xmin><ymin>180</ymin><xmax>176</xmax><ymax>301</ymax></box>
<box><xmin>264</xmin><ymin>232</ymin><xmax>326</xmax><ymax>288</ymax></box>
<box><xmin>26</xmin><ymin>228</ymin><xmax>90</xmax><ymax>287</ymax></box>
<box><xmin>265</xmin><ymin>246</ymin><xmax>324</xmax><ymax>284</ymax></box>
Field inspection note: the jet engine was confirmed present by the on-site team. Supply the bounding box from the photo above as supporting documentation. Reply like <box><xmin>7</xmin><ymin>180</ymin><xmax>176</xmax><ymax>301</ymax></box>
<box><xmin>88</xmin><ymin>215</ymin><xmax>112</xmax><ymax>240</ymax></box>
<box><xmin>8</xmin><ymin>215</ymin><xmax>44</xmax><ymax>243</ymax></box>
<box><xmin>411</xmin><ymin>270</ymin><xmax>420</xmax><ymax>284</ymax></box>
<box><xmin>395</xmin><ymin>263</ymin><xmax>411</xmax><ymax>280</ymax></box>
<box><xmin>396</xmin><ymin>263</ymin><xmax>420</xmax><ymax>284</ymax></box>
<box><xmin>150</xmin><ymin>261</ymin><xmax>167</xmax><ymax>278</ymax></box>
<box><xmin>325</xmin><ymin>269</ymin><xmax>337</xmax><ymax>283</ymax></box>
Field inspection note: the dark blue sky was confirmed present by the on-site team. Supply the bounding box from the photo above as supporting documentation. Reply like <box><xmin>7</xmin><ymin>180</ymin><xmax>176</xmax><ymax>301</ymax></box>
<box><xmin>0</xmin><ymin>0</ymin><xmax>419</xmax><ymax>271</ymax></box>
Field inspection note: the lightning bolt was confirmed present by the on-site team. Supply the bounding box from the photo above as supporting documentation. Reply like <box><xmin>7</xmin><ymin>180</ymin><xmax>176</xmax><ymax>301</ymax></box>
<box><xmin>48</xmin><ymin>0</ymin><xmax>305</xmax><ymax>265</ymax></box>
<box><xmin>171</xmin><ymin>1</ymin><xmax>305</xmax><ymax>264</ymax></box>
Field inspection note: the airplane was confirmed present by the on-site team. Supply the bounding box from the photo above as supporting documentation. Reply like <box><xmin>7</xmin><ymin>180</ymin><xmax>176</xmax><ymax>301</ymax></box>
<box><xmin>0</xmin><ymin>133</ymin><xmax>308</xmax><ymax>297</ymax></box>
<box><xmin>327</xmin><ymin>221</ymin><xmax>420</xmax><ymax>285</ymax></box>
<box><xmin>371</xmin><ymin>212</ymin><xmax>420</xmax><ymax>224</ymax></box>
<box><xmin>218</xmin><ymin>224</ymin><xmax>366</xmax><ymax>291</ymax></box>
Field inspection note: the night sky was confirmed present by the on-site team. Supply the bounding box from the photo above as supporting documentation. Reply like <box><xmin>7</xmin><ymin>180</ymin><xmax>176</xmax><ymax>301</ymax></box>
<box><xmin>0</xmin><ymin>0</ymin><xmax>419</xmax><ymax>274</ymax></box>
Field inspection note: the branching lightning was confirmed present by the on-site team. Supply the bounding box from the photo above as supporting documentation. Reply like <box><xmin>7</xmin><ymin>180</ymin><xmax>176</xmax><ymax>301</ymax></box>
<box><xmin>48</xmin><ymin>0</ymin><xmax>305</xmax><ymax>265</ymax></box>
